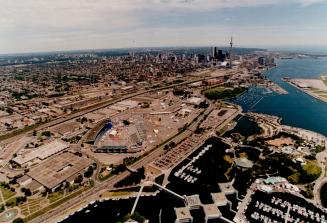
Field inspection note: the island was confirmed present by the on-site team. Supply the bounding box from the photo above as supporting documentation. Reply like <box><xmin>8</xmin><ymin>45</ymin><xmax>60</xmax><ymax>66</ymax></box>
<box><xmin>283</xmin><ymin>76</ymin><xmax>327</xmax><ymax>103</ymax></box>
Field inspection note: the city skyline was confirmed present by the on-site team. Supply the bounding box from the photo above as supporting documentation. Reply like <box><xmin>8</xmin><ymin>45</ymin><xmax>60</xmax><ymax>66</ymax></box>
<box><xmin>0</xmin><ymin>0</ymin><xmax>327</xmax><ymax>54</ymax></box>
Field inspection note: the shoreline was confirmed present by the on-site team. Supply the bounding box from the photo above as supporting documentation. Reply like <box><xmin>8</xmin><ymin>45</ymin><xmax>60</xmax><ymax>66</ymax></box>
<box><xmin>247</xmin><ymin>112</ymin><xmax>327</xmax><ymax>210</ymax></box>
<box><xmin>282</xmin><ymin>78</ymin><xmax>327</xmax><ymax>104</ymax></box>
<box><xmin>54</xmin><ymin>190</ymin><xmax>159</xmax><ymax>223</ymax></box>
<box><xmin>315</xmin><ymin>178</ymin><xmax>327</xmax><ymax>209</ymax></box>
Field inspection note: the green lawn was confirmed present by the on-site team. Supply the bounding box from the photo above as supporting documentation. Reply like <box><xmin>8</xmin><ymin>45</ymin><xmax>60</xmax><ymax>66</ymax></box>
<box><xmin>24</xmin><ymin>188</ymin><xmax>86</xmax><ymax>222</ymax></box>
<box><xmin>302</xmin><ymin>161</ymin><xmax>321</xmax><ymax>177</ymax></box>
<box><xmin>203</xmin><ymin>87</ymin><xmax>247</xmax><ymax>100</ymax></box>
<box><xmin>0</xmin><ymin>187</ymin><xmax>16</xmax><ymax>200</ymax></box>
<box><xmin>48</xmin><ymin>191</ymin><xmax>64</xmax><ymax>203</ymax></box>
<box><xmin>315</xmin><ymin>145</ymin><xmax>326</xmax><ymax>153</ymax></box>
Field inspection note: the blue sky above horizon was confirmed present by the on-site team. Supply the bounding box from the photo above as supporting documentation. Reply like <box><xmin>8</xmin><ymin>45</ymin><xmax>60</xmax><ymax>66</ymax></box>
<box><xmin>0</xmin><ymin>0</ymin><xmax>327</xmax><ymax>54</ymax></box>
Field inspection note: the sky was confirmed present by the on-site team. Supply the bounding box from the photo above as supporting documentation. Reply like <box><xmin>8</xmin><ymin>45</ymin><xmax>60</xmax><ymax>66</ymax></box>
<box><xmin>0</xmin><ymin>0</ymin><xmax>327</xmax><ymax>54</ymax></box>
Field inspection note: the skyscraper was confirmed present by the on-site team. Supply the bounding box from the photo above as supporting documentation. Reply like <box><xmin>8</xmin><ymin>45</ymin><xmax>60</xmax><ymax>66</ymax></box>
<box><xmin>211</xmin><ymin>47</ymin><xmax>215</xmax><ymax>58</ymax></box>
<box><xmin>214</xmin><ymin>47</ymin><xmax>218</xmax><ymax>59</ymax></box>
<box><xmin>229</xmin><ymin>36</ymin><xmax>233</xmax><ymax>68</ymax></box>
<box><xmin>217</xmin><ymin>50</ymin><xmax>224</xmax><ymax>62</ymax></box>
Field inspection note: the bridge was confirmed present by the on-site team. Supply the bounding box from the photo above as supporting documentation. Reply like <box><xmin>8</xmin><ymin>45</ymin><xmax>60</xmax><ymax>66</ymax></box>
<box><xmin>130</xmin><ymin>181</ymin><xmax>185</xmax><ymax>216</ymax></box>
<box><xmin>152</xmin><ymin>182</ymin><xmax>185</xmax><ymax>201</ymax></box>
<box><xmin>131</xmin><ymin>185</ymin><xmax>144</xmax><ymax>215</ymax></box>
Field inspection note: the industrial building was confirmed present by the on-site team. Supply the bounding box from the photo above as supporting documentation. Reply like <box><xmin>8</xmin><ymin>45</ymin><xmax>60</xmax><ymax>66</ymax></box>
<box><xmin>27</xmin><ymin>152</ymin><xmax>92</xmax><ymax>191</ymax></box>
<box><xmin>12</xmin><ymin>139</ymin><xmax>69</xmax><ymax>167</ymax></box>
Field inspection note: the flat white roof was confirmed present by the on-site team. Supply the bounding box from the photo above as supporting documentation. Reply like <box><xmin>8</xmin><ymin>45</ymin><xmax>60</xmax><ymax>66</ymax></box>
<box><xmin>13</xmin><ymin>139</ymin><xmax>69</xmax><ymax>165</ymax></box>
<box><xmin>187</xmin><ymin>97</ymin><xmax>203</xmax><ymax>105</ymax></box>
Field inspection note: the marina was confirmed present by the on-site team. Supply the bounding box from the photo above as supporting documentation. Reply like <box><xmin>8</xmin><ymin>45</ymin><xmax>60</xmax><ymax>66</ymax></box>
<box><xmin>173</xmin><ymin>144</ymin><xmax>212</xmax><ymax>183</ymax></box>
<box><xmin>61</xmin><ymin>138</ymin><xmax>238</xmax><ymax>223</ymax></box>
<box><xmin>245</xmin><ymin>191</ymin><xmax>327</xmax><ymax>223</ymax></box>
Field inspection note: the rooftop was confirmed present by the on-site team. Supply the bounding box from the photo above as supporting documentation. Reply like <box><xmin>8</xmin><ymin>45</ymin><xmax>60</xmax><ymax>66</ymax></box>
<box><xmin>174</xmin><ymin>207</ymin><xmax>193</xmax><ymax>222</ymax></box>
<box><xmin>218</xmin><ymin>182</ymin><xmax>236</xmax><ymax>195</ymax></box>
<box><xmin>185</xmin><ymin>194</ymin><xmax>202</xmax><ymax>208</ymax></box>
<box><xmin>202</xmin><ymin>204</ymin><xmax>221</xmax><ymax>218</ymax></box>
<box><xmin>211</xmin><ymin>192</ymin><xmax>228</xmax><ymax>206</ymax></box>
<box><xmin>27</xmin><ymin>152</ymin><xmax>92</xmax><ymax>189</ymax></box>
<box><xmin>13</xmin><ymin>139</ymin><xmax>69</xmax><ymax>166</ymax></box>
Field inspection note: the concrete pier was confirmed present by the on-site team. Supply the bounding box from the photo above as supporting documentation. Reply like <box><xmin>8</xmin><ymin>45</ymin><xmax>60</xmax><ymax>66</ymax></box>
<box><xmin>175</xmin><ymin>207</ymin><xmax>193</xmax><ymax>223</ymax></box>
<box><xmin>203</xmin><ymin>204</ymin><xmax>221</xmax><ymax>222</ymax></box>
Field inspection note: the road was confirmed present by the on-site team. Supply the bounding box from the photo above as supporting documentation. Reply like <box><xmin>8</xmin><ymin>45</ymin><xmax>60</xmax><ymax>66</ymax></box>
<box><xmin>11</xmin><ymin>73</ymin><xmax>239</xmax><ymax>223</ymax></box>
<box><xmin>20</xmin><ymin>104</ymin><xmax>242</xmax><ymax>223</ymax></box>
<box><xmin>0</xmin><ymin>75</ymin><xmax>223</xmax><ymax>147</ymax></box>
<box><xmin>30</xmin><ymin>105</ymin><xmax>211</xmax><ymax>223</ymax></box>
<box><xmin>30</xmin><ymin>101</ymin><xmax>240</xmax><ymax>223</ymax></box>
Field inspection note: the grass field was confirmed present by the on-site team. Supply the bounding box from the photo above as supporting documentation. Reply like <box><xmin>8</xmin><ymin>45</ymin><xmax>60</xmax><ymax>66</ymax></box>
<box><xmin>48</xmin><ymin>191</ymin><xmax>64</xmax><ymax>203</ymax></box>
<box><xmin>0</xmin><ymin>187</ymin><xmax>16</xmax><ymax>200</ymax></box>
<box><xmin>302</xmin><ymin>161</ymin><xmax>321</xmax><ymax>177</ymax></box>
<box><xmin>24</xmin><ymin>188</ymin><xmax>86</xmax><ymax>222</ymax></box>
<box><xmin>202</xmin><ymin>87</ymin><xmax>247</xmax><ymax>100</ymax></box>
<box><xmin>19</xmin><ymin>197</ymin><xmax>48</xmax><ymax>217</ymax></box>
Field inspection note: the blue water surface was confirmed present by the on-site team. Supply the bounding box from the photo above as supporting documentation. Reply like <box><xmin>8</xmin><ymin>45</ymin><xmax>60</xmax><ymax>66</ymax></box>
<box><xmin>231</xmin><ymin>58</ymin><xmax>327</xmax><ymax>136</ymax></box>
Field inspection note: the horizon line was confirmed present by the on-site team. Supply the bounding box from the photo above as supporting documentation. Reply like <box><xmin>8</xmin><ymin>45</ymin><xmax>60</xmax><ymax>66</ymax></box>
<box><xmin>2</xmin><ymin>44</ymin><xmax>327</xmax><ymax>56</ymax></box>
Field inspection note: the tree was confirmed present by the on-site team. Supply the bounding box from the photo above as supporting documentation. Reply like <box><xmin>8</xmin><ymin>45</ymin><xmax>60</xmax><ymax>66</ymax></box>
<box><xmin>80</xmin><ymin>117</ymin><xmax>88</xmax><ymax>124</ymax></box>
<box><xmin>0</xmin><ymin>204</ymin><xmax>4</xmax><ymax>212</ymax></box>
<box><xmin>137</xmin><ymin>167</ymin><xmax>145</xmax><ymax>179</ymax></box>
<box><xmin>21</xmin><ymin>188</ymin><xmax>32</xmax><ymax>197</ymax></box>
<box><xmin>32</xmin><ymin>130</ymin><xmax>37</xmax><ymax>136</ymax></box>
<box><xmin>74</xmin><ymin>175</ymin><xmax>83</xmax><ymax>184</ymax></box>
<box><xmin>169</xmin><ymin>141</ymin><xmax>176</xmax><ymax>149</ymax></box>
<box><xmin>41</xmin><ymin>131</ymin><xmax>51</xmax><ymax>137</ymax></box>
<box><xmin>13</xmin><ymin>218</ymin><xmax>24</xmax><ymax>223</ymax></box>
<box><xmin>131</xmin><ymin>212</ymin><xmax>146</xmax><ymax>223</ymax></box>
<box><xmin>198</xmin><ymin>100</ymin><xmax>209</xmax><ymax>109</ymax></box>
<box><xmin>123</xmin><ymin>120</ymin><xmax>130</xmax><ymax>125</ymax></box>
<box><xmin>84</xmin><ymin>166</ymin><xmax>94</xmax><ymax>178</ymax></box>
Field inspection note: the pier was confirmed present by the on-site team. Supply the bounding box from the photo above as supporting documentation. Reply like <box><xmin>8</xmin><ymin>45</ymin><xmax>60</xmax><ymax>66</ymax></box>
<box><xmin>131</xmin><ymin>185</ymin><xmax>144</xmax><ymax>215</ymax></box>
<box><xmin>128</xmin><ymin>180</ymin><xmax>241</xmax><ymax>223</ymax></box>
<box><xmin>152</xmin><ymin>182</ymin><xmax>185</xmax><ymax>201</ymax></box>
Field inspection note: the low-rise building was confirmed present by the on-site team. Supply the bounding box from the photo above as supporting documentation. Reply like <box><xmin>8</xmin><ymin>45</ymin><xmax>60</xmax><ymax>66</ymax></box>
<box><xmin>12</xmin><ymin>139</ymin><xmax>69</xmax><ymax>167</ymax></box>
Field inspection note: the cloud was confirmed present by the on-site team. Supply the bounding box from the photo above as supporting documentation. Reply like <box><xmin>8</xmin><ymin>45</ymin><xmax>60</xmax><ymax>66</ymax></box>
<box><xmin>0</xmin><ymin>0</ymin><xmax>323</xmax><ymax>31</ymax></box>
<box><xmin>296</xmin><ymin>0</ymin><xmax>325</xmax><ymax>6</ymax></box>
<box><xmin>0</xmin><ymin>0</ymin><xmax>325</xmax><ymax>53</ymax></box>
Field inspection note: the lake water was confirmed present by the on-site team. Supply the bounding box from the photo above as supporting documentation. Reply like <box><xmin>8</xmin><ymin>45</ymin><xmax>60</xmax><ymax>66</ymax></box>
<box><xmin>223</xmin><ymin>115</ymin><xmax>261</xmax><ymax>138</ymax></box>
<box><xmin>231</xmin><ymin>58</ymin><xmax>327</xmax><ymax>136</ymax></box>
